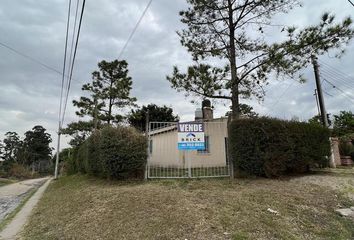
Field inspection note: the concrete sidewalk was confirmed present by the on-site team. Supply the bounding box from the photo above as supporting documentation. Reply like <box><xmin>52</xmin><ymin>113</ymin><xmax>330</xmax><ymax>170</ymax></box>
<box><xmin>0</xmin><ymin>178</ymin><xmax>48</xmax><ymax>222</ymax></box>
<box><xmin>0</xmin><ymin>178</ymin><xmax>52</xmax><ymax>240</ymax></box>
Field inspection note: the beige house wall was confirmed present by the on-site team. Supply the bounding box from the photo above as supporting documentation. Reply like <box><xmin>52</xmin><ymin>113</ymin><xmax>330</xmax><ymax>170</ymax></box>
<box><xmin>148</xmin><ymin>120</ymin><xmax>228</xmax><ymax>168</ymax></box>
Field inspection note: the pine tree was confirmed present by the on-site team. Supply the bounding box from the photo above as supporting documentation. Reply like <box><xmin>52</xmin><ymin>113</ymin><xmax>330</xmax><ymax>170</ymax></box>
<box><xmin>167</xmin><ymin>1</ymin><xmax>354</xmax><ymax>119</ymax></box>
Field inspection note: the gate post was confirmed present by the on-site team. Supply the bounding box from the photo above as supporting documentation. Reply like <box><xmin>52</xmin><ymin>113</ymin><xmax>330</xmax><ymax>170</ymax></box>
<box><xmin>227</xmin><ymin>115</ymin><xmax>234</xmax><ymax>179</ymax></box>
<box><xmin>144</xmin><ymin>113</ymin><xmax>150</xmax><ymax>180</ymax></box>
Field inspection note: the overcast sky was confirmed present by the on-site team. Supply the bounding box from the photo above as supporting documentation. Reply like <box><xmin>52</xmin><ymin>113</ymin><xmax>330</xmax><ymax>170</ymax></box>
<box><xmin>0</xmin><ymin>0</ymin><xmax>354</xmax><ymax>148</ymax></box>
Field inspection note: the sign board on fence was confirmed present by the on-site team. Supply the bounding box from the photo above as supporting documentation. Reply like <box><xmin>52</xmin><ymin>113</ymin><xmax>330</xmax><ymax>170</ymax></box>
<box><xmin>177</xmin><ymin>122</ymin><xmax>205</xmax><ymax>150</ymax></box>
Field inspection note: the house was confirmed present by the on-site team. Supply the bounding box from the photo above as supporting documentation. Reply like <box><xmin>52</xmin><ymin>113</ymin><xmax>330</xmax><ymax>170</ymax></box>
<box><xmin>148</xmin><ymin>100</ymin><xmax>229</xmax><ymax>169</ymax></box>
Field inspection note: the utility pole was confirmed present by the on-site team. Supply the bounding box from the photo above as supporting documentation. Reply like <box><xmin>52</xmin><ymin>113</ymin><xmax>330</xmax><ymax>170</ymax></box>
<box><xmin>54</xmin><ymin>122</ymin><xmax>61</xmax><ymax>179</ymax></box>
<box><xmin>314</xmin><ymin>89</ymin><xmax>321</xmax><ymax>117</ymax></box>
<box><xmin>312</xmin><ymin>55</ymin><xmax>335</xmax><ymax>168</ymax></box>
<box><xmin>312</xmin><ymin>56</ymin><xmax>329</xmax><ymax>127</ymax></box>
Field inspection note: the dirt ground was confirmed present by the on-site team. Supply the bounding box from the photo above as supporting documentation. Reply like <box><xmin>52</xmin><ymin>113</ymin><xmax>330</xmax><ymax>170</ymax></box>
<box><xmin>21</xmin><ymin>169</ymin><xmax>354</xmax><ymax>240</ymax></box>
<box><xmin>291</xmin><ymin>168</ymin><xmax>354</xmax><ymax>200</ymax></box>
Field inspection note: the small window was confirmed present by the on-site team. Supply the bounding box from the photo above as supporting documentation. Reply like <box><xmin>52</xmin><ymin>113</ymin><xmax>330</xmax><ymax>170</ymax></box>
<box><xmin>198</xmin><ymin>136</ymin><xmax>210</xmax><ymax>154</ymax></box>
<box><xmin>149</xmin><ymin>140</ymin><xmax>153</xmax><ymax>154</ymax></box>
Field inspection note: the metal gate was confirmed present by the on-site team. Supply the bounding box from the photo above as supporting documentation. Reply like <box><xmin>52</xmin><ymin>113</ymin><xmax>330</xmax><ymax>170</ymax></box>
<box><xmin>146</xmin><ymin>121</ymin><xmax>231</xmax><ymax>179</ymax></box>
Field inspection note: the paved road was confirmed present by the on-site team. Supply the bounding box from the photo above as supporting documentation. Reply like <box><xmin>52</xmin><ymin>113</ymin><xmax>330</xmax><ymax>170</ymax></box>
<box><xmin>0</xmin><ymin>178</ymin><xmax>48</xmax><ymax>222</ymax></box>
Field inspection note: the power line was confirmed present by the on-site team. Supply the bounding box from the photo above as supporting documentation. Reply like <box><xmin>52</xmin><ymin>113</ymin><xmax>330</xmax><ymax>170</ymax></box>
<box><xmin>323</xmin><ymin>89</ymin><xmax>334</xmax><ymax>97</ymax></box>
<box><xmin>320</xmin><ymin>70</ymin><xmax>354</xmax><ymax>91</ymax></box>
<box><xmin>55</xmin><ymin>0</ymin><xmax>72</xmax><ymax>179</ymax></box>
<box><xmin>0</xmin><ymin>41</ymin><xmax>63</xmax><ymax>76</ymax></box>
<box><xmin>323</xmin><ymin>78</ymin><xmax>354</xmax><ymax>105</ymax></box>
<box><xmin>270</xmin><ymin>80</ymin><xmax>297</xmax><ymax>107</ymax></box>
<box><xmin>320</xmin><ymin>65</ymin><xmax>354</xmax><ymax>87</ymax></box>
<box><xmin>65</xmin><ymin>0</ymin><xmax>80</xmax><ymax>102</ymax></box>
<box><xmin>318</xmin><ymin>60</ymin><xmax>354</xmax><ymax>87</ymax></box>
<box><xmin>0</xmin><ymin>40</ymin><xmax>80</xmax><ymax>84</ymax></box>
<box><xmin>348</xmin><ymin>0</ymin><xmax>354</xmax><ymax>7</ymax></box>
<box><xmin>59</xmin><ymin>0</ymin><xmax>72</xmax><ymax>128</ymax></box>
<box><xmin>118</xmin><ymin>0</ymin><xmax>153</xmax><ymax>60</ymax></box>
<box><xmin>61</xmin><ymin>0</ymin><xmax>86</xmax><ymax>126</ymax></box>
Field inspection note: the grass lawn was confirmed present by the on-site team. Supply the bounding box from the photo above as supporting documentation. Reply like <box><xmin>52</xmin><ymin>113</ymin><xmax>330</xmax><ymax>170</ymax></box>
<box><xmin>22</xmin><ymin>169</ymin><xmax>354</xmax><ymax>240</ymax></box>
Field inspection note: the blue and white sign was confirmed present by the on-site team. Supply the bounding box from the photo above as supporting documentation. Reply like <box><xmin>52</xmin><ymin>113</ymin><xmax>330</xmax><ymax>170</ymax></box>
<box><xmin>177</xmin><ymin>122</ymin><xmax>205</xmax><ymax>150</ymax></box>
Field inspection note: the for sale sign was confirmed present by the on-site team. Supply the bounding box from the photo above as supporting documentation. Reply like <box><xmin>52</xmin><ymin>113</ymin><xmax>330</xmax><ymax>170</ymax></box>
<box><xmin>177</xmin><ymin>122</ymin><xmax>205</xmax><ymax>150</ymax></box>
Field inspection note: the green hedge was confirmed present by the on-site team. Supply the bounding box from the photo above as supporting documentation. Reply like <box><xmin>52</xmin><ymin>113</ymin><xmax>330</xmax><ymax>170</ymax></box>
<box><xmin>86</xmin><ymin>131</ymin><xmax>102</xmax><ymax>176</ymax></box>
<box><xmin>68</xmin><ymin>126</ymin><xmax>147</xmax><ymax>180</ymax></box>
<box><xmin>229</xmin><ymin>117</ymin><xmax>331</xmax><ymax>178</ymax></box>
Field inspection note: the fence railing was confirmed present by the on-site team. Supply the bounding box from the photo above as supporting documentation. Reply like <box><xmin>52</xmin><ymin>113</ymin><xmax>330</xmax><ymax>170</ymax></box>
<box><xmin>147</xmin><ymin>121</ymin><xmax>231</xmax><ymax>179</ymax></box>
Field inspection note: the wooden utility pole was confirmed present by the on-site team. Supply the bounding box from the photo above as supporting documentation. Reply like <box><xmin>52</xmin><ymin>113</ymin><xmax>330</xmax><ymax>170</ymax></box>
<box><xmin>54</xmin><ymin>123</ymin><xmax>61</xmax><ymax>179</ymax></box>
<box><xmin>314</xmin><ymin>89</ymin><xmax>321</xmax><ymax>117</ymax></box>
<box><xmin>312</xmin><ymin>55</ymin><xmax>335</xmax><ymax>168</ymax></box>
<box><xmin>312</xmin><ymin>56</ymin><xmax>329</xmax><ymax>127</ymax></box>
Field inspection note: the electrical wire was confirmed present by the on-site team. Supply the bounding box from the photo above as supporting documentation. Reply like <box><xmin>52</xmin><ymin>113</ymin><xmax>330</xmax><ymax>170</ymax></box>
<box><xmin>348</xmin><ymin>0</ymin><xmax>354</xmax><ymax>7</ymax></box>
<box><xmin>118</xmin><ymin>0</ymin><xmax>153</xmax><ymax>60</ymax></box>
<box><xmin>59</xmin><ymin>0</ymin><xmax>72</xmax><ymax>128</ymax></box>
<box><xmin>318</xmin><ymin>60</ymin><xmax>354</xmax><ymax>88</ymax></box>
<box><xmin>323</xmin><ymin>78</ymin><xmax>354</xmax><ymax>105</ymax></box>
<box><xmin>61</xmin><ymin>0</ymin><xmax>86</xmax><ymax>126</ymax></box>
<box><xmin>320</xmin><ymin>67</ymin><xmax>354</xmax><ymax>89</ymax></box>
<box><xmin>320</xmin><ymin>70</ymin><xmax>354</xmax><ymax>91</ymax></box>
<box><xmin>270</xmin><ymin>80</ymin><xmax>297</xmax><ymax>108</ymax></box>
<box><xmin>0</xmin><ymin>41</ymin><xmax>63</xmax><ymax>76</ymax></box>
<box><xmin>65</xmin><ymin>0</ymin><xmax>80</xmax><ymax>101</ymax></box>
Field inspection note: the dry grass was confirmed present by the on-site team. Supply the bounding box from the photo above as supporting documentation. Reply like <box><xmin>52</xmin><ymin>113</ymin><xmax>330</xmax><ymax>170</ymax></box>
<box><xmin>22</xmin><ymin>169</ymin><xmax>354</xmax><ymax>240</ymax></box>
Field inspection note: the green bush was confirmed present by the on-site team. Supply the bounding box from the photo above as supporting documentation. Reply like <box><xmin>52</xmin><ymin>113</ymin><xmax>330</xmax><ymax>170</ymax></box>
<box><xmin>64</xmin><ymin>147</ymin><xmax>79</xmax><ymax>175</ymax></box>
<box><xmin>76</xmin><ymin>141</ymin><xmax>88</xmax><ymax>174</ymax></box>
<box><xmin>229</xmin><ymin>117</ymin><xmax>331</xmax><ymax>178</ymax></box>
<box><xmin>339</xmin><ymin>140</ymin><xmax>353</xmax><ymax>156</ymax></box>
<box><xmin>99</xmin><ymin>126</ymin><xmax>147</xmax><ymax>179</ymax></box>
<box><xmin>85</xmin><ymin>131</ymin><xmax>102</xmax><ymax>176</ymax></box>
<box><xmin>73</xmin><ymin>126</ymin><xmax>147</xmax><ymax>180</ymax></box>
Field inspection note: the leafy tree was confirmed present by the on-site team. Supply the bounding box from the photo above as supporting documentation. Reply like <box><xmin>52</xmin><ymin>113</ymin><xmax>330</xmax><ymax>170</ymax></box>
<box><xmin>52</xmin><ymin>148</ymin><xmax>72</xmax><ymax>165</ymax></box>
<box><xmin>61</xmin><ymin>121</ymin><xmax>99</xmax><ymax>147</ymax></box>
<box><xmin>333</xmin><ymin>111</ymin><xmax>354</xmax><ymax>136</ymax></box>
<box><xmin>23</xmin><ymin>126</ymin><xmax>52</xmax><ymax>166</ymax></box>
<box><xmin>128</xmin><ymin>104</ymin><xmax>180</xmax><ymax>132</ymax></box>
<box><xmin>73</xmin><ymin>59</ymin><xmax>137</xmax><ymax>125</ymax></box>
<box><xmin>308</xmin><ymin>114</ymin><xmax>332</xmax><ymax>126</ymax></box>
<box><xmin>226</xmin><ymin>103</ymin><xmax>259</xmax><ymax>118</ymax></box>
<box><xmin>0</xmin><ymin>140</ymin><xmax>4</xmax><ymax>160</ymax></box>
<box><xmin>2</xmin><ymin>132</ymin><xmax>22</xmax><ymax>162</ymax></box>
<box><xmin>167</xmin><ymin>1</ymin><xmax>354</xmax><ymax>119</ymax></box>
<box><xmin>308</xmin><ymin>115</ymin><xmax>322</xmax><ymax>126</ymax></box>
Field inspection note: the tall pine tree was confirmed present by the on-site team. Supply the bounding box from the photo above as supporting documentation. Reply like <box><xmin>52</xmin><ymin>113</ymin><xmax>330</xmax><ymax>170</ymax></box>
<box><xmin>73</xmin><ymin>59</ymin><xmax>137</xmax><ymax>125</ymax></box>
<box><xmin>167</xmin><ymin>1</ymin><xmax>354</xmax><ymax>119</ymax></box>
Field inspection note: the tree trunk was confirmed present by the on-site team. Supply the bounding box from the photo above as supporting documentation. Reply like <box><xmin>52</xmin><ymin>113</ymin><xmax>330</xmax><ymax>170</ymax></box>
<box><xmin>107</xmin><ymin>80</ymin><xmax>114</xmax><ymax>125</ymax></box>
<box><xmin>227</xmin><ymin>0</ymin><xmax>240</xmax><ymax>120</ymax></box>
<box><xmin>93</xmin><ymin>97</ymin><xmax>98</xmax><ymax>130</ymax></box>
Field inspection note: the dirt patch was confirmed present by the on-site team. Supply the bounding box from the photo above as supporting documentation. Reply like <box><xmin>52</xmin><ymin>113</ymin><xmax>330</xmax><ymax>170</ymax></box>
<box><xmin>291</xmin><ymin>168</ymin><xmax>354</xmax><ymax>201</ymax></box>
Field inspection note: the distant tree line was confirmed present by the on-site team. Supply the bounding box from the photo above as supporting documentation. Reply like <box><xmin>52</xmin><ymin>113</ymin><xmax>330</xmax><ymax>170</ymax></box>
<box><xmin>0</xmin><ymin>125</ymin><xmax>52</xmax><ymax>178</ymax></box>
<box><xmin>308</xmin><ymin>111</ymin><xmax>354</xmax><ymax>137</ymax></box>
